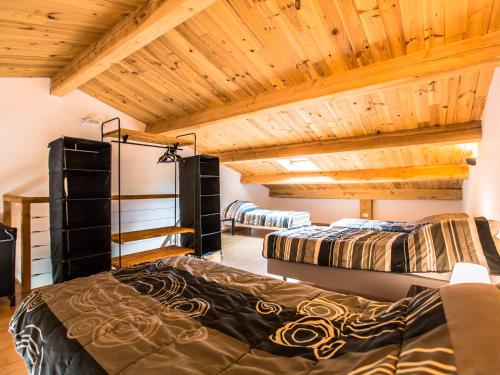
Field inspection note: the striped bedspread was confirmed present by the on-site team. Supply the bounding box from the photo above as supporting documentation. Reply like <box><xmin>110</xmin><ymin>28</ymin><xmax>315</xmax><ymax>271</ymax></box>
<box><xmin>223</xmin><ymin>200</ymin><xmax>311</xmax><ymax>228</ymax></box>
<box><xmin>263</xmin><ymin>217</ymin><xmax>500</xmax><ymax>274</ymax></box>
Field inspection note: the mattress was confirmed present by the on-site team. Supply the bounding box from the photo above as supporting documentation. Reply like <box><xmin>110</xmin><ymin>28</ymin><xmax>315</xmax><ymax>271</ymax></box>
<box><xmin>263</xmin><ymin>217</ymin><xmax>500</xmax><ymax>274</ymax></box>
<box><xmin>222</xmin><ymin>200</ymin><xmax>311</xmax><ymax>228</ymax></box>
<box><xmin>10</xmin><ymin>256</ymin><xmax>497</xmax><ymax>374</ymax></box>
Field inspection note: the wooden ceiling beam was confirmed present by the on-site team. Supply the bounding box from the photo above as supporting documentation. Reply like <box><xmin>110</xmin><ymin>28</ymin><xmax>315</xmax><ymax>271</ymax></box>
<box><xmin>217</xmin><ymin>121</ymin><xmax>481</xmax><ymax>164</ymax></box>
<box><xmin>147</xmin><ymin>32</ymin><xmax>500</xmax><ymax>134</ymax></box>
<box><xmin>50</xmin><ymin>0</ymin><xmax>216</xmax><ymax>96</ymax></box>
<box><xmin>241</xmin><ymin>165</ymin><xmax>469</xmax><ymax>185</ymax></box>
<box><xmin>269</xmin><ymin>187</ymin><xmax>462</xmax><ymax>200</ymax></box>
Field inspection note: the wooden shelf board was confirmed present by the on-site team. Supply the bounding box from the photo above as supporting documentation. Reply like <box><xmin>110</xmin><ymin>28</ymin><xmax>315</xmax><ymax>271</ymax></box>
<box><xmin>104</xmin><ymin>128</ymin><xmax>193</xmax><ymax>146</ymax></box>
<box><xmin>112</xmin><ymin>226</ymin><xmax>195</xmax><ymax>244</ymax></box>
<box><xmin>112</xmin><ymin>246</ymin><xmax>194</xmax><ymax>268</ymax></box>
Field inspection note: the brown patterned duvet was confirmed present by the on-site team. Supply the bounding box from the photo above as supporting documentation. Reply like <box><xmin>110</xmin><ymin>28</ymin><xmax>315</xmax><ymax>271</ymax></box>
<box><xmin>10</xmin><ymin>256</ymin><xmax>500</xmax><ymax>374</ymax></box>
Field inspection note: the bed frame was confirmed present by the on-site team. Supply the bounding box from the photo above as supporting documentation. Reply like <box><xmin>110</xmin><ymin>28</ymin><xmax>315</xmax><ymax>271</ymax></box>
<box><xmin>222</xmin><ymin>220</ymin><xmax>312</xmax><ymax>235</ymax></box>
<box><xmin>267</xmin><ymin>259</ymin><xmax>451</xmax><ymax>301</ymax></box>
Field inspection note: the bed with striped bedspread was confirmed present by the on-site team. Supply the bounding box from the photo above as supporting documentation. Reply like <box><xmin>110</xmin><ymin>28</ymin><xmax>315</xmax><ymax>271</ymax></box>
<box><xmin>263</xmin><ymin>217</ymin><xmax>500</xmax><ymax>274</ymax></box>
<box><xmin>222</xmin><ymin>200</ymin><xmax>311</xmax><ymax>228</ymax></box>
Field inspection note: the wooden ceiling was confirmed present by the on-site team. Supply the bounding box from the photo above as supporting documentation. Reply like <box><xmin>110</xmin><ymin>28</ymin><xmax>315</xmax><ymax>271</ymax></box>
<box><xmin>0</xmin><ymin>0</ymin><xmax>146</xmax><ymax>76</ymax></box>
<box><xmin>1</xmin><ymin>0</ymin><xmax>500</xmax><ymax>200</ymax></box>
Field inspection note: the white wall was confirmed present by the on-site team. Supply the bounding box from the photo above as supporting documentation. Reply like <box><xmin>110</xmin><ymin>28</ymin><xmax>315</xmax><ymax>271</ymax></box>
<box><xmin>374</xmin><ymin>200</ymin><xmax>462</xmax><ymax>222</ymax></box>
<box><xmin>463</xmin><ymin>67</ymin><xmax>500</xmax><ymax>221</ymax></box>
<box><xmin>0</xmin><ymin>77</ymin><xmax>178</xmax><ymax>230</ymax></box>
<box><xmin>0</xmin><ymin>78</ymin><xmax>181</xmax><ymax>285</ymax></box>
<box><xmin>271</xmin><ymin>198</ymin><xmax>358</xmax><ymax>224</ymax></box>
<box><xmin>220</xmin><ymin>165</ymin><xmax>271</xmax><ymax>209</ymax></box>
<box><xmin>269</xmin><ymin>197</ymin><xmax>463</xmax><ymax>224</ymax></box>
<box><xmin>0</xmin><ymin>78</ymin><xmax>143</xmax><ymax>205</ymax></box>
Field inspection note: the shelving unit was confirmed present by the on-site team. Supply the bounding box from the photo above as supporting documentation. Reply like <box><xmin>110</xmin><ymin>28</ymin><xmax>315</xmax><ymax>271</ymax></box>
<box><xmin>103</xmin><ymin>128</ymin><xmax>193</xmax><ymax>147</ymax></box>
<box><xmin>103</xmin><ymin>120</ymin><xmax>197</xmax><ymax>268</ymax></box>
<box><xmin>2</xmin><ymin>193</ymin><xmax>187</xmax><ymax>293</ymax></box>
<box><xmin>111</xmin><ymin>226</ymin><xmax>194</xmax><ymax>244</ymax></box>
<box><xmin>179</xmin><ymin>155</ymin><xmax>221</xmax><ymax>257</ymax></box>
<box><xmin>48</xmin><ymin>137</ymin><xmax>112</xmax><ymax>283</ymax></box>
<box><xmin>112</xmin><ymin>246</ymin><xmax>194</xmax><ymax>268</ymax></box>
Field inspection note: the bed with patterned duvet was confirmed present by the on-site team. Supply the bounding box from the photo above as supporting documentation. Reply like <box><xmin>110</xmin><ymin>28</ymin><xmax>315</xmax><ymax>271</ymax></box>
<box><xmin>222</xmin><ymin>200</ymin><xmax>311</xmax><ymax>229</ymax></box>
<box><xmin>263</xmin><ymin>216</ymin><xmax>500</xmax><ymax>275</ymax></box>
<box><xmin>9</xmin><ymin>256</ymin><xmax>499</xmax><ymax>374</ymax></box>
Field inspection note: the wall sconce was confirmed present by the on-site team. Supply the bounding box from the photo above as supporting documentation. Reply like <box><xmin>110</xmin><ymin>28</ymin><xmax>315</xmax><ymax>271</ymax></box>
<box><xmin>466</xmin><ymin>157</ymin><xmax>477</xmax><ymax>166</ymax></box>
<box><xmin>449</xmin><ymin>262</ymin><xmax>491</xmax><ymax>285</ymax></box>
<box><xmin>464</xmin><ymin>143</ymin><xmax>479</xmax><ymax>166</ymax></box>
<box><xmin>80</xmin><ymin>117</ymin><xmax>102</xmax><ymax>127</ymax></box>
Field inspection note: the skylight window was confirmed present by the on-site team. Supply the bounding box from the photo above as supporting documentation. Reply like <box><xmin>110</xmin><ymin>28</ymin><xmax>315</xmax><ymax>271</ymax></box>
<box><xmin>276</xmin><ymin>157</ymin><xmax>319</xmax><ymax>172</ymax></box>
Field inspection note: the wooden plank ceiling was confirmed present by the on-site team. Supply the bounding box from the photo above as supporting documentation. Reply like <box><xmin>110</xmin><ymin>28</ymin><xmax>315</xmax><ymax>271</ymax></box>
<box><xmin>1</xmin><ymin>0</ymin><xmax>499</xmax><ymax>200</ymax></box>
<box><xmin>0</xmin><ymin>0</ymin><xmax>146</xmax><ymax>76</ymax></box>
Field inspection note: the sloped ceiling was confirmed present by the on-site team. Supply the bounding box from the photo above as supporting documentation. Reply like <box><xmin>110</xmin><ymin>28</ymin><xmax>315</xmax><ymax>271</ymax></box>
<box><xmin>1</xmin><ymin>0</ymin><xmax>499</xmax><ymax>199</ymax></box>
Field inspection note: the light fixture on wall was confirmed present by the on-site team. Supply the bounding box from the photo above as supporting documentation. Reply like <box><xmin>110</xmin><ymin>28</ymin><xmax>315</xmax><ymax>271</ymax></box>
<box><xmin>449</xmin><ymin>262</ymin><xmax>491</xmax><ymax>285</ymax></box>
<box><xmin>80</xmin><ymin>117</ymin><xmax>102</xmax><ymax>127</ymax></box>
<box><xmin>466</xmin><ymin>157</ymin><xmax>477</xmax><ymax>166</ymax></box>
<box><xmin>464</xmin><ymin>143</ymin><xmax>479</xmax><ymax>166</ymax></box>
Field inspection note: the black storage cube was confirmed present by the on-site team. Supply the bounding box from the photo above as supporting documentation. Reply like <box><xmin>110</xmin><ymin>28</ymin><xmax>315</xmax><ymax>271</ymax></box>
<box><xmin>200</xmin><ymin>195</ymin><xmax>220</xmax><ymax>216</ymax></box>
<box><xmin>63</xmin><ymin>141</ymin><xmax>111</xmax><ymax>171</ymax></box>
<box><xmin>200</xmin><ymin>157</ymin><xmax>219</xmax><ymax>176</ymax></box>
<box><xmin>201</xmin><ymin>214</ymin><xmax>221</xmax><ymax>235</ymax></box>
<box><xmin>0</xmin><ymin>224</ymin><xmax>16</xmax><ymax>306</ymax></box>
<box><xmin>64</xmin><ymin>200</ymin><xmax>111</xmax><ymax>229</ymax></box>
<box><xmin>49</xmin><ymin>137</ymin><xmax>112</xmax><ymax>283</ymax></box>
<box><xmin>62</xmin><ymin>253</ymin><xmax>111</xmax><ymax>281</ymax></box>
<box><xmin>63</xmin><ymin>227</ymin><xmax>111</xmax><ymax>259</ymax></box>
<box><xmin>64</xmin><ymin>171</ymin><xmax>110</xmax><ymax>199</ymax></box>
<box><xmin>201</xmin><ymin>232</ymin><xmax>222</xmax><ymax>254</ymax></box>
<box><xmin>200</xmin><ymin>176</ymin><xmax>219</xmax><ymax>195</ymax></box>
<box><xmin>180</xmin><ymin>155</ymin><xmax>222</xmax><ymax>257</ymax></box>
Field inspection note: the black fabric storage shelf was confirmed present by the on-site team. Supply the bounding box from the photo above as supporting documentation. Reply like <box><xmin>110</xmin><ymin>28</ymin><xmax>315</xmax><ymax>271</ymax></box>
<box><xmin>62</xmin><ymin>253</ymin><xmax>111</xmax><ymax>281</ymax></box>
<box><xmin>63</xmin><ymin>227</ymin><xmax>111</xmax><ymax>259</ymax></box>
<box><xmin>201</xmin><ymin>232</ymin><xmax>222</xmax><ymax>254</ymax></box>
<box><xmin>64</xmin><ymin>171</ymin><xmax>111</xmax><ymax>199</ymax></box>
<box><xmin>201</xmin><ymin>195</ymin><xmax>220</xmax><ymax>216</ymax></box>
<box><xmin>201</xmin><ymin>214</ymin><xmax>221</xmax><ymax>234</ymax></box>
<box><xmin>49</xmin><ymin>137</ymin><xmax>112</xmax><ymax>283</ymax></box>
<box><xmin>63</xmin><ymin>200</ymin><xmax>111</xmax><ymax>229</ymax></box>
<box><xmin>200</xmin><ymin>158</ymin><xmax>219</xmax><ymax>176</ymax></box>
<box><xmin>180</xmin><ymin>155</ymin><xmax>222</xmax><ymax>257</ymax></box>
<box><xmin>200</xmin><ymin>177</ymin><xmax>219</xmax><ymax>196</ymax></box>
<box><xmin>64</xmin><ymin>143</ymin><xmax>111</xmax><ymax>170</ymax></box>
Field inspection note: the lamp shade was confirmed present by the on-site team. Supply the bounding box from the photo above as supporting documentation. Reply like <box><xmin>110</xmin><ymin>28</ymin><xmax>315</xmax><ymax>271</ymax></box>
<box><xmin>449</xmin><ymin>262</ymin><xmax>491</xmax><ymax>285</ymax></box>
